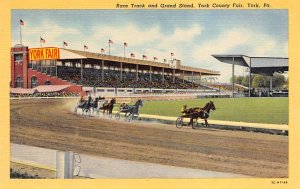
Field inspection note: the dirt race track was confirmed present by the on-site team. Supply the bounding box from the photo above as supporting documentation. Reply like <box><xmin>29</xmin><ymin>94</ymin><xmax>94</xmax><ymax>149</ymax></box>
<box><xmin>10</xmin><ymin>99</ymin><xmax>288</xmax><ymax>178</ymax></box>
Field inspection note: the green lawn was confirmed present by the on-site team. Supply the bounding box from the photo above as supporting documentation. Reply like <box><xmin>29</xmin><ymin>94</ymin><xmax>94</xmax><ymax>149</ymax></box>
<box><xmin>140</xmin><ymin>98</ymin><xmax>288</xmax><ymax>124</ymax></box>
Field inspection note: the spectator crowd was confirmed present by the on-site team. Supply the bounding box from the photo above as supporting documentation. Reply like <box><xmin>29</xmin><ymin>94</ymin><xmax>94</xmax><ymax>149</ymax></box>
<box><xmin>57</xmin><ymin>66</ymin><xmax>208</xmax><ymax>89</ymax></box>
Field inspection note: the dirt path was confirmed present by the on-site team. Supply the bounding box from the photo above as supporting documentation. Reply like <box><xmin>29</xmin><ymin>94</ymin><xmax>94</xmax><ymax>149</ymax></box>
<box><xmin>10</xmin><ymin>99</ymin><xmax>288</xmax><ymax>177</ymax></box>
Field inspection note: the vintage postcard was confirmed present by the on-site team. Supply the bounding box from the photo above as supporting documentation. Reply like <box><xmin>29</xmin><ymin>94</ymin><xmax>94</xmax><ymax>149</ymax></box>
<box><xmin>0</xmin><ymin>0</ymin><xmax>299</xmax><ymax>188</ymax></box>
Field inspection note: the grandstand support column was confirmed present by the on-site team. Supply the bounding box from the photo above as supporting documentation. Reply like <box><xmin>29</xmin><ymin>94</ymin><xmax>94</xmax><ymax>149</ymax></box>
<box><xmin>150</xmin><ymin>66</ymin><xmax>152</xmax><ymax>82</ymax></box>
<box><xmin>162</xmin><ymin>67</ymin><xmax>165</xmax><ymax>82</ymax></box>
<box><xmin>270</xmin><ymin>75</ymin><xmax>273</xmax><ymax>92</ymax></box>
<box><xmin>232</xmin><ymin>57</ymin><xmax>235</xmax><ymax>98</ymax></box>
<box><xmin>46</xmin><ymin>61</ymin><xmax>48</xmax><ymax>74</ymax></box>
<box><xmin>120</xmin><ymin>62</ymin><xmax>123</xmax><ymax>81</ymax></box>
<box><xmin>81</xmin><ymin>59</ymin><xmax>83</xmax><ymax>80</ymax></box>
<box><xmin>182</xmin><ymin>71</ymin><xmax>185</xmax><ymax>84</ymax></box>
<box><xmin>173</xmin><ymin>69</ymin><xmax>175</xmax><ymax>83</ymax></box>
<box><xmin>192</xmin><ymin>71</ymin><xmax>194</xmax><ymax>88</ymax></box>
<box><xmin>248</xmin><ymin>59</ymin><xmax>251</xmax><ymax>97</ymax></box>
<box><xmin>136</xmin><ymin>64</ymin><xmax>139</xmax><ymax>81</ymax></box>
<box><xmin>55</xmin><ymin>60</ymin><xmax>57</xmax><ymax>77</ymax></box>
<box><xmin>199</xmin><ymin>72</ymin><xmax>202</xmax><ymax>85</ymax></box>
<box><xmin>101</xmin><ymin>60</ymin><xmax>104</xmax><ymax>80</ymax></box>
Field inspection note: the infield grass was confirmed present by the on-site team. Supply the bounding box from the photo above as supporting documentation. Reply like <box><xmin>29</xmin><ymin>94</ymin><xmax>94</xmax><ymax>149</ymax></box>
<box><xmin>140</xmin><ymin>97</ymin><xmax>288</xmax><ymax>124</ymax></box>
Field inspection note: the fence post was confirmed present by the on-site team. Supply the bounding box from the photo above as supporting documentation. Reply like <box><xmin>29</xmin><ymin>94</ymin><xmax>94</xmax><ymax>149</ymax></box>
<box><xmin>56</xmin><ymin>151</ymin><xmax>74</xmax><ymax>179</ymax></box>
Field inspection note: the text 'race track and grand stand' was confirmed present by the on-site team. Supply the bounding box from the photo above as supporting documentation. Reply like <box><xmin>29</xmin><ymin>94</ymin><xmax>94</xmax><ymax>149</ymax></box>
<box><xmin>116</xmin><ymin>3</ymin><xmax>272</xmax><ymax>9</ymax></box>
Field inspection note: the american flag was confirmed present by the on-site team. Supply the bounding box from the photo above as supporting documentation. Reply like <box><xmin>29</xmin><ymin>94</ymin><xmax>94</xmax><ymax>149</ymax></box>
<box><xmin>84</xmin><ymin>45</ymin><xmax>88</xmax><ymax>49</ymax></box>
<box><xmin>101</xmin><ymin>48</ymin><xmax>105</xmax><ymax>53</ymax></box>
<box><xmin>171</xmin><ymin>52</ymin><xmax>174</xmax><ymax>56</ymax></box>
<box><xmin>154</xmin><ymin>57</ymin><xmax>158</xmax><ymax>61</ymax></box>
<box><xmin>124</xmin><ymin>42</ymin><xmax>127</xmax><ymax>47</ymax></box>
<box><xmin>130</xmin><ymin>53</ymin><xmax>135</xmax><ymax>58</ymax></box>
<box><xmin>40</xmin><ymin>37</ymin><xmax>45</xmax><ymax>43</ymax></box>
<box><xmin>20</xmin><ymin>19</ymin><xmax>24</xmax><ymax>26</ymax></box>
<box><xmin>164</xmin><ymin>59</ymin><xmax>167</xmax><ymax>62</ymax></box>
<box><xmin>63</xmin><ymin>41</ymin><xmax>68</xmax><ymax>47</ymax></box>
<box><xmin>109</xmin><ymin>39</ymin><xmax>113</xmax><ymax>44</ymax></box>
<box><xmin>143</xmin><ymin>55</ymin><xmax>147</xmax><ymax>59</ymax></box>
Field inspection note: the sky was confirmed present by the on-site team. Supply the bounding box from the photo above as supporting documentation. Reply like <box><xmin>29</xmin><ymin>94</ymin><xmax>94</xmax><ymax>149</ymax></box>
<box><xmin>12</xmin><ymin>10</ymin><xmax>288</xmax><ymax>82</ymax></box>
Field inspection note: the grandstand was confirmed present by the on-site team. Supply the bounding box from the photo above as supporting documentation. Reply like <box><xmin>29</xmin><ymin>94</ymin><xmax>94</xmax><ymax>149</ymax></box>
<box><xmin>57</xmin><ymin>66</ymin><xmax>203</xmax><ymax>89</ymax></box>
<box><xmin>10</xmin><ymin>45</ymin><xmax>220</xmax><ymax>96</ymax></box>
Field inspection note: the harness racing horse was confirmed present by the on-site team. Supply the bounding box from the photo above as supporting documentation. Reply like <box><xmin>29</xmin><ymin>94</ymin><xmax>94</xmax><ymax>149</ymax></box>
<box><xmin>99</xmin><ymin>98</ymin><xmax>116</xmax><ymax>116</ymax></box>
<box><xmin>185</xmin><ymin>101</ymin><xmax>216</xmax><ymax>128</ymax></box>
<box><xmin>176</xmin><ymin>101</ymin><xmax>216</xmax><ymax>129</ymax></box>
<box><xmin>91</xmin><ymin>97</ymin><xmax>106</xmax><ymax>115</ymax></box>
<box><xmin>75</xmin><ymin>96</ymin><xmax>93</xmax><ymax>116</ymax></box>
<box><xmin>120</xmin><ymin>99</ymin><xmax>144</xmax><ymax>121</ymax></box>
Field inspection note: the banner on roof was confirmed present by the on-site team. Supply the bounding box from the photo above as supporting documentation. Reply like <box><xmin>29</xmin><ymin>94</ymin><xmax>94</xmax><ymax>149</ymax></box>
<box><xmin>29</xmin><ymin>47</ymin><xmax>60</xmax><ymax>61</ymax></box>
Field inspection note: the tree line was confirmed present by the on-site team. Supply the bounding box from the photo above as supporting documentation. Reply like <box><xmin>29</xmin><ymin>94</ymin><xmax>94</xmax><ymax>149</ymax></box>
<box><xmin>230</xmin><ymin>73</ymin><xmax>288</xmax><ymax>89</ymax></box>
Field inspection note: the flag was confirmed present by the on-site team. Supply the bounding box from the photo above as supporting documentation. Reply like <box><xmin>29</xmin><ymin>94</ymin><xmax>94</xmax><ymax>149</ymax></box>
<box><xmin>171</xmin><ymin>52</ymin><xmax>174</xmax><ymax>56</ymax></box>
<box><xmin>124</xmin><ymin>42</ymin><xmax>127</xmax><ymax>47</ymax></box>
<box><xmin>143</xmin><ymin>55</ymin><xmax>147</xmax><ymax>59</ymax></box>
<box><xmin>20</xmin><ymin>19</ymin><xmax>24</xmax><ymax>26</ymax></box>
<box><xmin>130</xmin><ymin>53</ymin><xmax>135</xmax><ymax>58</ymax></box>
<box><xmin>154</xmin><ymin>57</ymin><xmax>158</xmax><ymax>61</ymax></box>
<box><xmin>164</xmin><ymin>59</ymin><xmax>167</xmax><ymax>62</ymax></box>
<box><xmin>84</xmin><ymin>45</ymin><xmax>88</xmax><ymax>49</ymax></box>
<box><xmin>109</xmin><ymin>39</ymin><xmax>113</xmax><ymax>44</ymax></box>
<box><xmin>40</xmin><ymin>37</ymin><xmax>45</xmax><ymax>43</ymax></box>
<box><xmin>101</xmin><ymin>48</ymin><xmax>105</xmax><ymax>53</ymax></box>
<box><xmin>63</xmin><ymin>41</ymin><xmax>68</xmax><ymax>46</ymax></box>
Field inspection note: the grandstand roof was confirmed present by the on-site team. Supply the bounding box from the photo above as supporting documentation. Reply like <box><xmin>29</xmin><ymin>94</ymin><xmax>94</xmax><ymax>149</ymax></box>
<box><xmin>211</xmin><ymin>55</ymin><xmax>250</xmax><ymax>67</ymax></box>
<box><xmin>60</xmin><ymin>48</ymin><xmax>86</xmax><ymax>59</ymax></box>
<box><xmin>61</xmin><ymin>48</ymin><xmax>220</xmax><ymax>76</ymax></box>
<box><xmin>212</xmin><ymin>55</ymin><xmax>288</xmax><ymax>76</ymax></box>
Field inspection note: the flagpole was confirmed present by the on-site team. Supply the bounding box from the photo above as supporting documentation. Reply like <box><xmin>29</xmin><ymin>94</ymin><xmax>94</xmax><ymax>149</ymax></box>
<box><xmin>19</xmin><ymin>20</ymin><xmax>22</xmax><ymax>45</ymax></box>
<box><xmin>109</xmin><ymin>39</ymin><xmax>110</xmax><ymax>56</ymax></box>
<box><xmin>40</xmin><ymin>36</ymin><xmax>42</xmax><ymax>47</ymax></box>
<box><xmin>124</xmin><ymin>44</ymin><xmax>125</xmax><ymax>58</ymax></box>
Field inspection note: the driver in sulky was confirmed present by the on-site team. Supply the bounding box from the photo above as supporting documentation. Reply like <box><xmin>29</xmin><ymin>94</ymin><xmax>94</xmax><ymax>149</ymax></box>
<box><xmin>78</xmin><ymin>95</ymin><xmax>86</xmax><ymax>105</ymax></box>
<box><xmin>181</xmin><ymin>105</ymin><xmax>188</xmax><ymax>116</ymax></box>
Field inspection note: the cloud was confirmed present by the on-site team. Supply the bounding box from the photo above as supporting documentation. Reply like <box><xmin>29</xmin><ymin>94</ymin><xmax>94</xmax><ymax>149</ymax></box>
<box><xmin>13</xmin><ymin>20</ymin><xmax>80</xmax><ymax>47</ymax></box>
<box><xmin>87</xmin><ymin>23</ymin><xmax>202</xmax><ymax>60</ymax></box>
<box><xmin>192</xmin><ymin>28</ymin><xmax>287</xmax><ymax>82</ymax></box>
<box><xmin>90</xmin><ymin>24</ymin><xmax>162</xmax><ymax>47</ymax></box>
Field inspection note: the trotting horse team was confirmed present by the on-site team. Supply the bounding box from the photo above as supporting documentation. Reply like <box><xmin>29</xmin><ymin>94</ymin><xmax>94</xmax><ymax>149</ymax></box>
<box><xmin>75</xmin><ymin>96</ymin><xmax>144</xmax><ymax>121</ymax></box>
<box><xmin>75</xmin><ymin>95</ymin><xmax>116</xmax><ymax>116</ymax></box>
<box><xmin>75</xmin><ymin>95</ymin><xmax>216</xmax><ymax>127</ymax></box>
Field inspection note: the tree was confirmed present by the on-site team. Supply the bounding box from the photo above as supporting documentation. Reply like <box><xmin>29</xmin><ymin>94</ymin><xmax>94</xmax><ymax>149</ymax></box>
<box><xmin>236</xmin><ymin>76</ymin><xmax>243</xmax><ymax>85</ymax></box>
<box><xmin>252</xmin><ymin>75</ymin><xmax>268</xmax><ymax>88</ymax></box>
<box><xmin>230</xmin><ymin>75</ymin><xmax>245</xmax><ymax>85</ymax></box>
<box><xmin>272</xmin><ymin>73</ymin><xmax>286</xmax><ymax>88</ymax></box>
<box><xmin>242</xmin><ymin>76</ymin><xmax>250</xmax><ymax>87</ymax></box>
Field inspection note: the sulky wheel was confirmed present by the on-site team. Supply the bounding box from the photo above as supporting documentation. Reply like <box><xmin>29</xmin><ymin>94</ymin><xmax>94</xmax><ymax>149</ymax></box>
<box><xmin>176</xmin><ymin>117</ymin><xmax>183</xmax><ymax>128</ymax></box>
<box><xmin>115</xmin><ymin>112</ymin><xmax>120</xmax><ymax>120</ymax></box>
<box><xmin>126</xmin><ymin>114</ymin><xmax>132</xmax><ymax>122</ymax></box>
<box><xmin>192</xmin><ymin>119</ymin><xmax>199</xmax><ymax>129</ymax></box>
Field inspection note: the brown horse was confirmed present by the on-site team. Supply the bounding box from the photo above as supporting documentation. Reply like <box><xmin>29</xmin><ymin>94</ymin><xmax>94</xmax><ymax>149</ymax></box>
<box><xmin>99</xmin><ymin>98</ymin><xmax>116</xmax><ymax>116</ymax></box>
<box><xmin>185</xmin><ymin>101</ymin><xmax>216</xmax><ymax>127</ymax></box>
